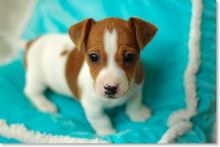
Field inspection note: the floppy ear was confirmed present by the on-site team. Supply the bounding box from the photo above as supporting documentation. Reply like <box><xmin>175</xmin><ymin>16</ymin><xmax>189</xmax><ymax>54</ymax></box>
<box><xmin>68</xmin><ymin>18</ymin><xmax>95</xmax><ymax>51</ymax></box>
<box><xmin>128</xmin><ymin>17</ymin><xmax>157</xmax><ymax>49</ymax></box>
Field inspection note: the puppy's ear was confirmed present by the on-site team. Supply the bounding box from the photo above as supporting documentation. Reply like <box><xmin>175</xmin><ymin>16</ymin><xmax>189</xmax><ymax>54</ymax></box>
<box><xmin>128</xmin><ymin>17</ymin><xmax>157</xmax><ymax>49</ymax></box>
<box><xmin>69</xmin><ymin>18</ymin><xmax>95</xmax><ymax>51</ymax></box>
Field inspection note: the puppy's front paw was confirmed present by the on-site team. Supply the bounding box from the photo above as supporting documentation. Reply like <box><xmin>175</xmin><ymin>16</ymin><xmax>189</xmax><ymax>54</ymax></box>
<box><xmin>34</xmin><ymin>98</ymin><xmax>58</xmax><ymax>113</ymax></box>
<box><xmin>96</xmin><ymin>128</ymin><xmax>116</xmax><ymax>136</ymax></box>
<box><xmin>127</xmin><ymin>105</ymin><xmax>151</xmax><ymax>122</ymax></box>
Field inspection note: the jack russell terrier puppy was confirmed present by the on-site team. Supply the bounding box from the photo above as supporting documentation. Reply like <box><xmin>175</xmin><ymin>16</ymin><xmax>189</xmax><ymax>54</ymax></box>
<box><xmin>24</xmin><ymin>17</ymin><xmax>157</xmax><ymax>135</ymax></box>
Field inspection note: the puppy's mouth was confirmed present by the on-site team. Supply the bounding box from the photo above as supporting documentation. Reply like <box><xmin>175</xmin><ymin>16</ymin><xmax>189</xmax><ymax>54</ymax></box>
<box><xmin>104</xmin><ymin>94</ymin><xmax>118</xmax><ymax>99</ymax></box>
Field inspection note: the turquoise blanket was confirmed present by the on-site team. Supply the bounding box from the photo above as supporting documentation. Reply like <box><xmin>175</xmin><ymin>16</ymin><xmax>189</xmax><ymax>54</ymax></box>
<box><xmin>0</xmin><ymin>0</ymin><xmax>216</xmax><ymax>143</ymax></box>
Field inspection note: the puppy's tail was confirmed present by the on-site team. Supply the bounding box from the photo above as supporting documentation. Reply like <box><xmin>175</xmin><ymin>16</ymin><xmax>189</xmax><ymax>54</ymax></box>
<box><xmin>0</xmin><ymin>37</ymin><xmax>29</xmax><ymax>65</ymax></box>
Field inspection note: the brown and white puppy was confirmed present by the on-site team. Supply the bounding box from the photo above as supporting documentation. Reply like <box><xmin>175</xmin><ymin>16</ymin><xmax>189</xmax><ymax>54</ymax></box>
<box><xmin>24</xmin><ymin>17</ymin><xmax>157</xmax><ymax>135</ymax></box>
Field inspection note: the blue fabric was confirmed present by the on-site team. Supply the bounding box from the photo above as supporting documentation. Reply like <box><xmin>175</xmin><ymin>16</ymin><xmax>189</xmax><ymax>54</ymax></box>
<box><xmin>0</xmin><ymin>0</ymin><xmax>216</xmax><ymax>143</ymax></box>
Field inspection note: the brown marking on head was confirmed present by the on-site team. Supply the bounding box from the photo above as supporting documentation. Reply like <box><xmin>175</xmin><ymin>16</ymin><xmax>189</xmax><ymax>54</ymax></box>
<box><xmin>65</xmin><ymin>48</ymin><xmax>84</xmax><ymax>99</ymax></box>
<box><xmin>68</xmin><ymin>17</ymin><xmax>157</xmax><ymax>97</ymax></box>
<box><xmin>115</xmin><ymin>17</ymin><xmax>157</xmax><ymax>85</ymax></box>
<box><xmin>115</xmin><ymin>45</ymin><xmax>140</xmax><ymax>85</ymax></box>
<box><xmin>85</xmin><ymin>47</ymin><xmax>107</xmax><ymax>81</ymax></box>
<box><xmin>85</xmin><ymin>18</ymin><xmax>140</xmax><ymax>82</ymax></box>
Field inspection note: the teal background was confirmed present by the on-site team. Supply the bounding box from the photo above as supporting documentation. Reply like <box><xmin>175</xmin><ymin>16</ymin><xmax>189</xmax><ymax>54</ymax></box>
<box><xmin>0</xmin><ymin>0</ymin><xmax>216</xmax><ymax>143</ymax></box>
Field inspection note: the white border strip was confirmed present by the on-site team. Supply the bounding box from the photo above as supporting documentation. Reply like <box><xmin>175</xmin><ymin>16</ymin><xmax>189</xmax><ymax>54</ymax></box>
<box><xmin>0</xmin><ymin>119</ymin><xmax>108</xmax><ymax>143</ymax></box>
<box><xmin>159</xmin><ymin>0</ymin><xmax>203</xmax><ymax>143</ymax></box>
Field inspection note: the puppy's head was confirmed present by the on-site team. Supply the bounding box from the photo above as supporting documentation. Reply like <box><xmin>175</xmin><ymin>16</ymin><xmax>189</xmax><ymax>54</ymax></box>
<box><xmin>69</xmin><ymin>17</ymin><xmax>157</xmax><ymax>99</ymax></box>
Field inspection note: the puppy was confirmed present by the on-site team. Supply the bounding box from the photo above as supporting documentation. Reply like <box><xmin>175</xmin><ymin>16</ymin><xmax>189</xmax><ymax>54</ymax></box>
<box><xmin>24</xmin><ymin>17</ymin><xmax>157</xmax><ymax>135</ymax></box>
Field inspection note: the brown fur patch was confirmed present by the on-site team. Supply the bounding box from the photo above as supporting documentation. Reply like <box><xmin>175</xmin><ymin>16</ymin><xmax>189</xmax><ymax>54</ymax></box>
<box><xmin>134</xmin><ymin>63</ymin><xmax>144</xmax><ymax>84</ymax></box>
<box><xmin>65</xmin><ymin>48</ymin><xmax>85</xmax><ymax>99</ymax></box>
<box><xmin>85</xmin><ymin>47</ymin><xmax>107</xmax><ymax>81</ymax></box>
<box><xmin>128</xmin><ymin>17</ymin><xmax>158</xmax><ymax>49</ymax></box>
<box><xmin>85</xmin><ymin>18</ymin><xmax>139</xmax><ymax>82</ymax></box>
<box><xmin>115</xmin><ymin>46</ymin><xmax>140</xmax><ymax>85</ymax></box>
<box><xmin>23</xmin><ymin>38</ymin><xmax>39</xmax><ymax>69</ymax></box>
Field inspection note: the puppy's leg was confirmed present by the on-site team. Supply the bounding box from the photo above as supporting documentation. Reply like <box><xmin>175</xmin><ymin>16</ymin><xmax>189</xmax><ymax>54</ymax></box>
<box><xmin>81</xmin><ymin>99</ymin><xmax>116</xmax><ymax>135</ymax></box>
<box><xmin>24</xmin><ymin>70</ymin><xmax>57</xmax><ymax>113</ymax></box>
<box><xmin>126</xmin><ymin>85</ymin><xmax>151</xmax><ymax>122</ymax></box>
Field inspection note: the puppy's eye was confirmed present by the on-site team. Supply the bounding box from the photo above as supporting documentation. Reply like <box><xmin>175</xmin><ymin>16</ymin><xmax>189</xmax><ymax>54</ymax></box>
<box><xmin>88</xmin><ymin>53</ymin><xmax>100</xmax><ymax>63</ymax></box>
<box><xmin>123</xmin><ymin>53</ymin><xmax>136</xmax><ymax>63</ymax></box>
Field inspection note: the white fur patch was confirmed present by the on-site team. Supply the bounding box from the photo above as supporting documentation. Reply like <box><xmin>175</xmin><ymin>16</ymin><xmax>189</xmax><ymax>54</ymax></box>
<box><xmin>24</xmin><ymin>34</ymin><xmax>73</xmax><ymax>112</ymax></box>
<box><xmin>0</xmin><ymin>119</ymin><xmax>107</xmax><ymax>143</ymax></box>
<box><xmin>104</xmin><ymin>29</ymin><xmax>118</xmax><ymax>67</ymax></box>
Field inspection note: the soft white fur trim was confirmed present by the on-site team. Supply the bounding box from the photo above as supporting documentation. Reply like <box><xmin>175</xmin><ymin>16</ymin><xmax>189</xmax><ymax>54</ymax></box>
<box><xmin>159</xmin><ymin>121</ymin><xmax>192</xmax><ymax>143</ymax></box>
<box><xmin>0</xmin><ymin>119</ymin><xmax>108</xmax><ymax>143</ymax></box>
<box><xmin>159</xmin><ymin>0</ymin><xmax>203</xmax><ymax>143</ymax></box>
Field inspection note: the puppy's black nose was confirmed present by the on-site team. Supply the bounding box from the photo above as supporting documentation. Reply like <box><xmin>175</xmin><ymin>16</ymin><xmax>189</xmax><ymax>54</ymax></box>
<box><xmin>104</xmin><ymin>86</ymin><xmax>117</xmax><ymax>96</ymax></box>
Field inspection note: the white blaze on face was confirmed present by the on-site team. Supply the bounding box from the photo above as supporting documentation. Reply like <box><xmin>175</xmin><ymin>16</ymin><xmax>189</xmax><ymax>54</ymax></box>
<box><xmin>95</xmin><ymin>29</ymin><xmax>128</xmax><ymax>98</ymax></box>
